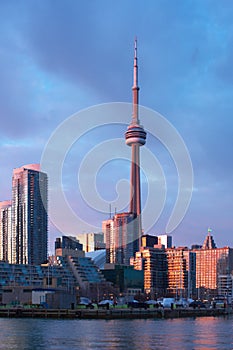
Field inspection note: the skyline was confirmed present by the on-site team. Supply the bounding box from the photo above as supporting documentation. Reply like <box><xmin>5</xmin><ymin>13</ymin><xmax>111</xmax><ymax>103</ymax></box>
<box><xmin>1</xmin><ymin>1</ymin><xmax>233</xmax><ymax>252</ymax></box>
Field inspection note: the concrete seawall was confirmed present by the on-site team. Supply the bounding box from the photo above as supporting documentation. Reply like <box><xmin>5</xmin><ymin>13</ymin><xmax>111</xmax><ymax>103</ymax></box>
<box><xmin>0</xmin><ymin>307</ymin><xmax>231</xmax><ymax>319</ymax></box>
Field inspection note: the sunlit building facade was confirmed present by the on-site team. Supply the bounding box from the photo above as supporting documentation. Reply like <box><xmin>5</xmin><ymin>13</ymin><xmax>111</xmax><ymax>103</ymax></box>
<box><xmin>103</xmin><ymin>213</ymin><xmax>136</xmax><ymax>265</ymax></box>
<box><xmin>131</xmin><ymin>245</ymin><xmax>168</xmax><ymax>297</ymax></box>
<box><xmin>11</xmin><ymin>164</ymin><xmax>48</xmax><ymax>265</ymax></box>
<box><xmin>0</xmin><ymin>200</ymin><xmax>12</xmax><ymax>262</ymax></box>
<box><xmin>166</xmin><ymin>247</ymin><xmax>196</xmax><ymax>299</ymax></box>
<box><xmin>192</xmin><ymin>231</ymin><xmax>233</xmax><ymax>299</ymax></box>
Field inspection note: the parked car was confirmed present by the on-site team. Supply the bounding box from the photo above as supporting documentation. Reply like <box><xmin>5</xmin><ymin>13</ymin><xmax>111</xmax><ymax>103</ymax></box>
<box><xmin>78</xmin><ymin>297</ymin><xmax>95</xmax><ymax>309</ymax></box>
<box><xmin>127</xmin><ymin>301</ymin><xmax>148</xmax><ymax>309</ymax></box>
<box><xmin>189</xmin><ymin>300</ymin><xmax>206</xmax><ymax>308</ymax></box>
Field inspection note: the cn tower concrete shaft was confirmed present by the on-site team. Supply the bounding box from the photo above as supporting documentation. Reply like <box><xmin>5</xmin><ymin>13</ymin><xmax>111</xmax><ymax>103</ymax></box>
<box><xmin>125</xmin><ymin>39</ymin><xmax>146</xmax><ymax>238</ymax></box>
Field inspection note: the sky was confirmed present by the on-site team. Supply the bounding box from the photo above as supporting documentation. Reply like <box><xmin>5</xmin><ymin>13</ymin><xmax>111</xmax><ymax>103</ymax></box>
<box><xmin>0</xmin><ymin>0</ymin><xmax>233</xmax><ymax>253</ymax></box>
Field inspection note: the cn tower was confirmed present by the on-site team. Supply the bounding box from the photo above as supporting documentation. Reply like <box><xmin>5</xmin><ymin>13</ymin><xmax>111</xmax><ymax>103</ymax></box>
<box><xmin>125</xmin><ymin>39</ymin><xmax>147</xmax><ymax>240</ymax></box>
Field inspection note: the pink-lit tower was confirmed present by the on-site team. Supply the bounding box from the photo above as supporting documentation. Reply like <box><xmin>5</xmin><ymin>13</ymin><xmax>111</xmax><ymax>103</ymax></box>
<box><xmin>125</xmin><ymin>39</ymin><xmax>147</xmax><ymax>244</ymax></box>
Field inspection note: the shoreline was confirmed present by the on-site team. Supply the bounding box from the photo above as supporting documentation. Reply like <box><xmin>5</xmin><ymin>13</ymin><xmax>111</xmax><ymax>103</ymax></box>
<box><xmin>0</xmin><ymin>307</ymin><xmax>231</xmax><ymax>320</ymax></box>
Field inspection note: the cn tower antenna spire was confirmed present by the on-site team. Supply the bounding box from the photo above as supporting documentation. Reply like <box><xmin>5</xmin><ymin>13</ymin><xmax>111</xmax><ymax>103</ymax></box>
<box><xmin>132</xmin><ymin>37</ymin><xmax>139</xmax><ymax>125</ymax></box>
<box><xmin>133</xmin><ymin>37</ymin><xmax>138</xmax><ymax>88</ymax></box>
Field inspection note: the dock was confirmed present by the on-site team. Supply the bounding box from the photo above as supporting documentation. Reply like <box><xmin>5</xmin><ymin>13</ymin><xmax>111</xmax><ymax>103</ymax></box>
<box><xmin>0</xmin><ymin>307</ymin><xmax>231</xmax><ymax>319</ymax></box>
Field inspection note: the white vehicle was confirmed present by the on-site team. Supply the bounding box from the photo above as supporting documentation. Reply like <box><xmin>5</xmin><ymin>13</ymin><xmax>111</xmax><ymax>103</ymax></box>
<box><xmin>161</xmin><ymin>298</ymin><xmax>175</xmax><ymax>308</ymax></box>
<box><xmin>175</xmin><ymin>298</ymin><xmax>189</xmax><ymax>308</ymax></box>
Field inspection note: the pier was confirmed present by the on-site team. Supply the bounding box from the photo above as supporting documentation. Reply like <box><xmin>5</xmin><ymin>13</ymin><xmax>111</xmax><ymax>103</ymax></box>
<box><xmin>0</xmin><ymin>307</ymin><xmax>230</xmax><ymax>319</ymax></box>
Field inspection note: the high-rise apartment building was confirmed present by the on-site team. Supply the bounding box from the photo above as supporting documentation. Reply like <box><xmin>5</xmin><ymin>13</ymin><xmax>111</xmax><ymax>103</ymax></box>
<box><xmin>166</xmin><ymin>247</ymin><xmax>196</xmax><ymax>299</ymax></box>
<box><xmin>103</xmin><ymin>39</ymin><xmax>146</xmax><ymax>265</ymax></box>
<box><xmin>11</xmin><ymin>164</ymin><xmax>48</xmax><ymax>265</ymax></box>
<box><xmin>0</xmin><ymin>200</ymin><xmax>12</xmax><ymax>262</ymax></box>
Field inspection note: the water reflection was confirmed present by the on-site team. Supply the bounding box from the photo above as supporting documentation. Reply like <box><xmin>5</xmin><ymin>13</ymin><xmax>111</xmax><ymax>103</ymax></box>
<box><xmin>0</xmin><ymin>317</ymin><xmax>233</xmax><ymax>349</ymax></box>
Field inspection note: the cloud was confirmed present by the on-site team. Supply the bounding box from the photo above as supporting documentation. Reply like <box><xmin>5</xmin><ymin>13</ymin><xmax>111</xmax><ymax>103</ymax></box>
<box><xmin>0</xmin><ymin>0</ymin><xmax>233</xmax><ymax>248</ymax></box>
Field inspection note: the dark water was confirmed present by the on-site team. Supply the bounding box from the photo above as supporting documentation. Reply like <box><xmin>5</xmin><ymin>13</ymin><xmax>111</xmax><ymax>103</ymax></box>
<box><xmin>0</xmin><ymin>316</ymin><xmax>233</xmax><ymax>349</ymax></box>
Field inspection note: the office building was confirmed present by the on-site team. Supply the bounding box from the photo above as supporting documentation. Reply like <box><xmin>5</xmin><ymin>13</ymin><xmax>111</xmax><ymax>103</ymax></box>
<box><xmin>11</xmin><ymin>164</ymin><xmax>48</xmax><ymax>265</ymax></box>
<box><xmin>131</xmin><ymin>245</ymin><xmax>168</xmax><ymax>297</ymax></box>
<box><xmin>103</xmin><ymin>213</ymin><xmax>135</xmax><ymax>265</ymax></box>
<box><xmin>192</xmin><ymin>230</ymin><xmax>233</xmax><ymax>299</ymax></box>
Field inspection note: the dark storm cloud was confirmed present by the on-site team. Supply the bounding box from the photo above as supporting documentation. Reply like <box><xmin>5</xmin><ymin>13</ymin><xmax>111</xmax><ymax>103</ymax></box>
<box><xmin>0</xmin><ymin>0</ymin><xmax>233</xmax><ymax>246</ymax></box>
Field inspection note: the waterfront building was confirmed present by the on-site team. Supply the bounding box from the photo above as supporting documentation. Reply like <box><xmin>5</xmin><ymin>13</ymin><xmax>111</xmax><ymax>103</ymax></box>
<box><xmin>0</xmin><ymin>260</ymin><xmax>77</xmax><ymax>307</ymax></box>
<box><xmin>11</xmin><ymin>164</ymin><xmax>48</xmax><ymax>265</ymax></box>
<box><xmin>166</xmin><ymin>247</ymin><xmax>196</xmax><ymax>299</ymax></box>
<box><xmin>217</xmin><ymin>274</ymin><xmax>232</xmax><ymax>303</ymax></box>
<box><xmin>131</xmin><ymin>245</ymin><xmax>168</xmax><ymax>298</ymax></box>
<box><xmin>0</xmin><ymin>260</ymin><xmax>77</xmax><ymax>290</ymax></box>
<box><xmin>102</xmin><ymin>263</ymin><xmax>144</xmax><ymax>295</ymax></box>
<box><xmin>192</xmin><ymin>229</ymin><xmax>233</xmax><ymax>299</ymax></box>
<box><xmin>0</xmin><ymin>200</ymin><xmax>12</xmax><ymax>263</ymax></box>
<box><xmin>62</xmin><ymin>255</ymin><xmax>113</xmax><ymax>301</ymax></box>
<box><xmin>54</xmin><ymin>238</ymin><xmax>111</xmax><ymax>300</ymax></box>
<box><xmin>103</xmin><ymin>39</ymin><xmax>146</xmax><ymax>266</ymax></box>
<box><xmin>0</xmin><ymin>253</ymin><xmax>112</xmax><ymax>304</ymax></box>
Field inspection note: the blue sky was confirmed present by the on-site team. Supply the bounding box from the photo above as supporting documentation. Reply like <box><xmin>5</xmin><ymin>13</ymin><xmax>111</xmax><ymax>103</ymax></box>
<box><xmin>0</xmin><ymin>0</ymin><xmax>233</xmax><ymax>252</ymax></box>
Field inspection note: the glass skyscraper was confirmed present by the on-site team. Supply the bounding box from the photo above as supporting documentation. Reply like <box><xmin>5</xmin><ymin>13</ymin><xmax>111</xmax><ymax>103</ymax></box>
<box><xmin>11</xmin><ymin>164</ymin><xmax>48</xmax><ymax>265</ymax></box>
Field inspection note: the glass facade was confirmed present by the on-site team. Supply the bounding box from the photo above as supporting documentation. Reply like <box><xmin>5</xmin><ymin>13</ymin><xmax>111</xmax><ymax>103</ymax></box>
<box><xmin>132</xmin><ymin>246</ymin><xmax>168</xmax><ymax>297</ymax></box>
<box><xmin>11</xmin><ymin>165</ymin><xmax>48</xmax><ymax>265</ymax></box>
<box><xmin>193</xmin><ymin>246</ymin><xmax>233</xmax><ymax>299</ymax></box>
<box><xmin>103</xmin><ymin>213</ymin><xmax>138</xmax><ymax>265</ymax></box>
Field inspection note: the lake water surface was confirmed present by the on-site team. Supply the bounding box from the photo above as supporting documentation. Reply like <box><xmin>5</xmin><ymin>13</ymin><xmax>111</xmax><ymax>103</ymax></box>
<box><xmin>0</xmin><ymin>316</ymin><xmax>233</xmax><ymax>349</ymax></box>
